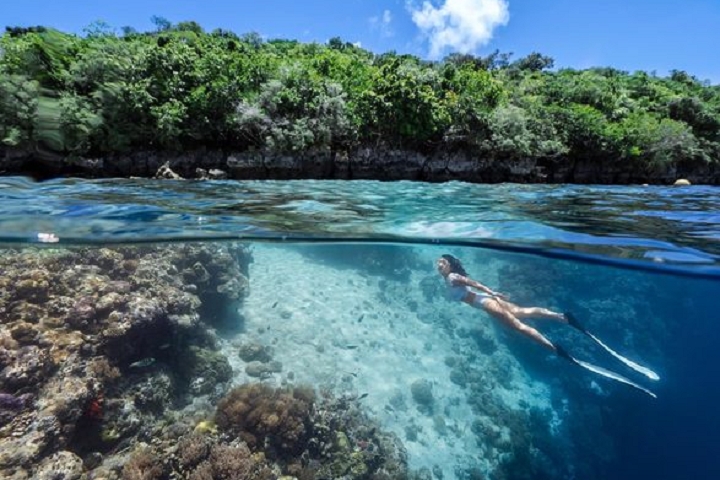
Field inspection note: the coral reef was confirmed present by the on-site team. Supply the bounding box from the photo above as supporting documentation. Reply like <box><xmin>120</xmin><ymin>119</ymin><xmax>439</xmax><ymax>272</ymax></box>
<box><xmin>0</xmin><ymin>244</ymin><xmax>251</xmax><ymax>479</ymax></box>
<box><xmin>83</xmin><ymin>381</ymin><xmax>411</xmax><ymax>480</ymax></box>
<box><xmin>122</xmin><ymin>446</ymin><xmax>167</xmax><ymax>480</ymax></box>
<box><xmin>0</xmin><ymin>243</ymin><xmax>412</xmax><ymax>480</ymax></box>
<box><xmin>215</xmin><ymin>383</ymin><xmax>409</xmax><ymax>479</ymax></box>
<box><xmin>35</xmin><ymin>451</ymin><xmax>84</xmax><ymax>480</ymax></box>
<box><xmin>215</xmin><ymin>383</ymin><xmax>315</xmax><ymax>458</ymax></box>
<box><xmin>177</xmin><ymin>438</ymin><xmax>275</xmax><ymax>480</ymax></box>
<box><xmin>119</xmin><ymin>435</ymin><xmax>277</xmax><ymax>480</ymax></box>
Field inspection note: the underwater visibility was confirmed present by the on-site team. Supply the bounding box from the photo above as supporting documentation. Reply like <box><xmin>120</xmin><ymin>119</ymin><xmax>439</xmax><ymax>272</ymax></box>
<box><xmin>0</xmin><ymin>178</ymin><xmax>718</xmax><ymax>480</ymax></box>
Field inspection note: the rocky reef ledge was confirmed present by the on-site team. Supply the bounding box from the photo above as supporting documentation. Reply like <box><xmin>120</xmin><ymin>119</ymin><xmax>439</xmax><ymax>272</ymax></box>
<box><xmin>0</xmin><ymin>244</ymin><xmax>410</xmax><ymax>480</ymax></box>
<box><xmin>3</xmin><ymin>147</ymin><xmax>718</xmax><ymax>184</ymax></box>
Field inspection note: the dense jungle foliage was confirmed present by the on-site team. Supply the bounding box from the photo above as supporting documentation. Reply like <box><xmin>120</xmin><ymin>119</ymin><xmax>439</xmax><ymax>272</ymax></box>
<box><xmin>1</xmin><ymin>19</ymin><xmax>719</xmax><ymax>175</ymax></box>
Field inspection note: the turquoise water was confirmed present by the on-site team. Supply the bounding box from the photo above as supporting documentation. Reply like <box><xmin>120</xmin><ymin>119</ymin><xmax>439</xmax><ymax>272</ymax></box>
<box><xmin>0</xmin><ymin>178</ymin><xmax>718</xmax><ymax>479</ymax></box>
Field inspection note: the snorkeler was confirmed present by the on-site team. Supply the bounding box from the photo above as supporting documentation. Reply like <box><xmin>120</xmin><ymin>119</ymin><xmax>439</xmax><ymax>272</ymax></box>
<box><xmin>436</xmin><ymin>254</ymin><xmax>659</xmax><ymax>397</ymax></box>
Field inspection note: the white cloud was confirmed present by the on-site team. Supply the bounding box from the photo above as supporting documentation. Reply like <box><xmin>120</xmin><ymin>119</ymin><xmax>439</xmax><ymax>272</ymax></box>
<box><xmin>408</xmin><ymin>0</ymin><xmax>509</xmax><ymax>58</ymax></box>
<box><xmin>370</xmin><ymin>9</ymin><xmax>394</xmax><ymax>37</ymax></box>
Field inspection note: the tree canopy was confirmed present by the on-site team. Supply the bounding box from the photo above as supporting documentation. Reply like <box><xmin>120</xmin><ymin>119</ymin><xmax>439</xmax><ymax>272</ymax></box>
<box><xmin>1</xmin><ymin>20</ymin><xmax>719</xmax><ymax>177</ymax></box>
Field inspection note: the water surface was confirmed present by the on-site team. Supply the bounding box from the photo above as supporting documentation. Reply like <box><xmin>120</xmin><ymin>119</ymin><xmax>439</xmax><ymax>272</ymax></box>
<box><xmin>0</xmin><ymin>178</ymin><xmax>717</xmax><ymax>479</ymax></box>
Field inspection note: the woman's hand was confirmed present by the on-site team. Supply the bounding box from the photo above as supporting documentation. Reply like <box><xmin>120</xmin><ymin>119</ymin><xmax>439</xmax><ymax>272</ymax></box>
<box><xmin>493</xmin><ymin>292</ymin><xmax>510</xmax><ymax>300</ymax></box>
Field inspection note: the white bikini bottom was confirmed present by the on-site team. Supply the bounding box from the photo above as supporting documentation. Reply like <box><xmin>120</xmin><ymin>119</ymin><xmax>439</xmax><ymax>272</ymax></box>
<box><xmin>471</xmin><ymin>292</ymin><xmax>493</xmax><ymax>308</ymax></box>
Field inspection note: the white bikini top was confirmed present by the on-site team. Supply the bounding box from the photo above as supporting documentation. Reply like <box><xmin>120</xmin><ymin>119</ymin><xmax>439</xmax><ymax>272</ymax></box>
<box><xmin>445</xmin><ymin>273</ymin><xmax>470</xmax><ymax>301</ymax></box>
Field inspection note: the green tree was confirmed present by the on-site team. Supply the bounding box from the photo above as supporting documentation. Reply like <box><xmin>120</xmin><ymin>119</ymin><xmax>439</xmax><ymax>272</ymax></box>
<box><xmin>356</xmin><ymin>56</ymin><xmax>448</xmax><ymax>145</ymax></box>
<box><xmin>58</xmin><ymin>92</ymin><xmax>101</xmax><ymax>153</ymax></box>
<box><xmin>236</xmin><ymin>64</ymin><xmax>354</xmax><ymax>151</ymax></box>
<box><xmin>0</xmin><ymin>74</ymin><xmax>39</xmax><ymax>146</ymax></box>
<box><xmin>441</xmin><ymin>63</ymin><xmax>504</xmax><ymax>147</ymax></box>
<box><xmin>619</xmin><ymin>112</ymin><xmax>700</xmax><ymax>174</ymax></box>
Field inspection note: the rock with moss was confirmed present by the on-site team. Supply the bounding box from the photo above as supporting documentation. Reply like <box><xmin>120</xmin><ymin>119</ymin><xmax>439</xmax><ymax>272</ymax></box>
<box><xmin>245</xmin><ymin>360</ymin><xmax>282</xmax><ymax>379</ymax></box>
<box><xmin>410</xmin><ymin>379</ymin><xmax>434</xmax><ymax>413</ymax></box>
<box><xmin>238</xmin><ymin>342</ymin><xmax>274</xmax><ymax>363</ymax></box>
<box><xmin>179</xmin><ymin>346</ymin><xmax>233</xmax><ymax>395</ymax></box>
<box><xmin>33</xmin><ymin>451</ymin><xmax>84</xmax><ymax>480</ymax></box>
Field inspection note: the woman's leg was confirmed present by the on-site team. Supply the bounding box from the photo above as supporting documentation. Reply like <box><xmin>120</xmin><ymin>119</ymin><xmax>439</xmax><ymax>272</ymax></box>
<box><xmin>497</xmin><ymin>298</ymin><xmax>567</xmax><ymax>323</ymax></box>
<box><xmin>481</xmin><ymin>299</ymin><xmax>558</xmax><ymax>352</ymax></box>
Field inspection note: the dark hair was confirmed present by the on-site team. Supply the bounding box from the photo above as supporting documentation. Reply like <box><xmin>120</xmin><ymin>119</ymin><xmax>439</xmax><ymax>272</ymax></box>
<box><xmin>441</xmin><ymin>254</ymin><xmax>468</xmax><ymax>276</ymax></box>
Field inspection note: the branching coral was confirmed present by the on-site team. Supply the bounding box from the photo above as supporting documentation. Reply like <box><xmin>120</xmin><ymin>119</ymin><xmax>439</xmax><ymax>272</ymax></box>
<box><xmin>174</xmin><ymin>434</ymin><xmax>275</xmax><ymax>480</ymax></box>
<box><xmin>176</xmin><ymin>433</ymin><xmax>213</xmax><ymax>471</ymax></box>
<box><xmin>215</xmin><ymin>383</ymin><xmax>315</xmax><ymax>458</ymax></box>
<box><xmin>214</xmin><ymin>384</ymin><xmax>409</xmax><ymax>479</ymax></box>
<box><xmin>122</xmin><ymin>446</ymin><xmax>167</xmax><ymax>480</ymax></box>
<box><xmin>202</xmin><ymin>443</ymin><xmax>274</xmax><ymax>480</ymax></box>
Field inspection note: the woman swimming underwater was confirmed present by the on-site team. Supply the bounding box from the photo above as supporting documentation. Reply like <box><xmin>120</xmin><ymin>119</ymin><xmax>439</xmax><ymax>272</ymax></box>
<box><xmin>436</xmin><ymin>254</ymin><xmax>659</xmax><ymax>397</ymax></box>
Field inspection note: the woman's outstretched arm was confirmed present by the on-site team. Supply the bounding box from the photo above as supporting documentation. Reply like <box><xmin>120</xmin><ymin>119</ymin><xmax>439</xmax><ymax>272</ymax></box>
<box><xmin>448</xmin><ymin>273</ymin><xmax>506</xmax><ymax>299</ymax></box>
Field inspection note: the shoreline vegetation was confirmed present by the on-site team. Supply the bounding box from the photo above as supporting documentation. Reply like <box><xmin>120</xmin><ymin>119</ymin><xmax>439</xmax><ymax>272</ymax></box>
<box><xmin>1</xmin><ymin>19</ymin><xmax>719</xmax><ymax>184</ymax></box>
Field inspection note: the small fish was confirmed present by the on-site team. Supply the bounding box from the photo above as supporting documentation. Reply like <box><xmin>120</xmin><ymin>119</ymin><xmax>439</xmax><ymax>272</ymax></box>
<box><xmin>129</xmin><ymin>358</ymin><xmax>156</xmax><ymax>369</ymax></box>
<box><xmin>159</xmin><ymin>343</ymin><xmax>171</xmax><ymax>350</ymax></box>
<box><xmin>271</xmin><ymin>301</ymin><xmax>278</xmax><ymax>308</ymax></box>
<box><xmin>358</xmin><ymin>393</ymin><xmax>369</xmax><ymax>400</ymax></box>
<box><xmin>357</xmin><ymin>314</ymin><xmax>364</xmax><ymax>323</ymax></box>
<box><xmin>345</xmin><ymin>345</ymin><xmax>358</xmax><ymax>350</ymax></box>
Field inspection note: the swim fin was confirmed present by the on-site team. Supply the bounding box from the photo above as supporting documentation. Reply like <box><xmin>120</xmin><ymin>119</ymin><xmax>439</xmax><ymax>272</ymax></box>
<box><xmin>573</xmin><ymin>358</ymin><xmax>657</xmax><ymax>399</ymax></box>
<box><xmin>564</xmin><ymin>312</ymin><xmax>660</xmax><ymax>381</ymax></box>
<box><xmin>584</xmin><ymin>331</ymin><xmax>660</xmax><ymax>381</ymax></box>
<box><xmin>555</xmin><ymin>343</ymin><xmax>656</xmax><ymax>398</ymax></box>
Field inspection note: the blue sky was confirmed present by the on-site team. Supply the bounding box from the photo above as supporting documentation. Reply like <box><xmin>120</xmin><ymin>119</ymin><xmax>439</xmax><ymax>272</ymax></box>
<box><xmin>4</xmin><ymin>0</ymin><xmax>719</xmax><ymax>83</ymax></box>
